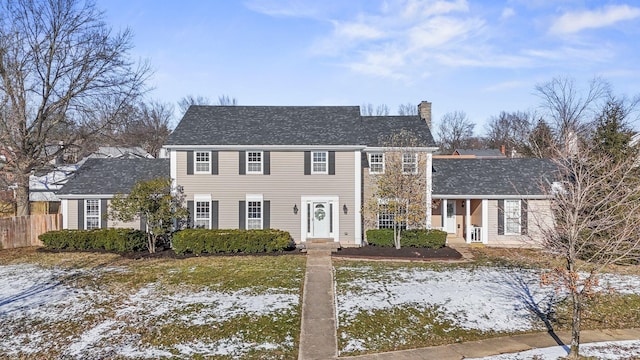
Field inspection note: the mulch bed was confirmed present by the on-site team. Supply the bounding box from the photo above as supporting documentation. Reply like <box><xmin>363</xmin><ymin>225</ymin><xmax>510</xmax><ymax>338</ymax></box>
<box><xmin>37</xmin><ymin>246</ymin><xmax>463</xmax><ymax>261</ymax></box>
<box><xmin>333</xmin><ymin>245</ymin><xmax>463</xmax><ymax>261</ymax></box>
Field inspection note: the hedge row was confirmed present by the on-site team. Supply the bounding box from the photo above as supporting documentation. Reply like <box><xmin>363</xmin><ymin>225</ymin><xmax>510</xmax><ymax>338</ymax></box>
<box><xmin>172</xmin><ymin>229</ymin><xmax>294</xmax><ymax>255</ymax></box>
<box><xmin>172</xmin><ymin>229</ymin><xmax>295</xmax><ymax>254</ymax></box>
<box><xmin>39</xmin><ymin>228</ymin><xmax>147</xmax><ymax>252</ymax></box>
<box><xmin>366</xmin><ymin>228</ymin><xmax>447</xmax><ymax>248</ymax></box>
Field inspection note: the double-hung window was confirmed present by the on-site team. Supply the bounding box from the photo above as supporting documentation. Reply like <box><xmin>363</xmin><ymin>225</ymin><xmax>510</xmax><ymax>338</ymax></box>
<box><xmin>376</xmin><ymin>199</ymin><xmax>406</xmax><ymax>230</ymax></box>
<box><xmin>247</xmin><ymin>151</ymin><xmax>263</xmax><ymax>174</ymax></box>
<box><xmin>369</xmin><ymin>153</ymin><xmax>384</xmax><ymax>174</ymax></box>
<box><xmin>85</xmin><ymin>199</ymin><xmax>100</xmax><ymax>229</ymax></box>
<box><xmin>194</xmin><ymin>200</ymin><xmax>211</xmax><ymax>229</ymax></box>
<box><xmin>312</xmin><ymin>151</ymin><xmax>328</xmax><ymax>174</ymax></box>
<box><xmin>504</xmin><ymin>200</ymin><xmax>521</xmax><ymax>235</ymax></box>
<box><xmin>402</xmin><ymin>153</ymin><xmax>417</xmax><ymax>174</ymax></box>
<box><xmin>247</xmin><ymin>197</ymin><xmax>263</xmax><ymax>229</ymax></box>
<box><xmin>195</xmin><ymin>151</ymin><xmax>210</xmax><ymax>173</ymax></box>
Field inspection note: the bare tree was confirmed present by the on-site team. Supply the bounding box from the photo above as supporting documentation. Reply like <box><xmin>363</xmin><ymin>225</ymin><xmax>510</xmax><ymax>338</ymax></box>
<box><xmin>178</xmin><ymin>95</ymin><xmax>211</xmax><ymax>116</ymax></box>
<box><xmin>217</xmin><ymin>94</ymin><xmax>238</xmax><ymax>106</ymax></box>
<box><xmin>535</xmin><ymin>77</ymin><xmax>610</xmax><ymax>151</ymax></box>
<box><xmin>0</xmin><ymin>0</ymin><xmax>150</xmax><ymax>216</ymax></box>
<box><xmin>397</xmin><ymin>103</ymin><xmax>418</xmax><ymax>115</ymax></box>
<box><xmin>535</xmin><ymin>104</ymin><xmax>640</xmax><ymax>358</ymax></box>
<box><xmin>117</xmin><ymin>100</ymin><xmax>173</xmax><ymax>157</ymax></box>
<box><xmin>436</xmin><ymin>111</ymin><xmax>475</xmax><ymax>152</ymax></box>
<box><xmin>361</xmin><ymin>103</ymin><xmax>390</xmax><ymax>116</ymax></box>
<box><xmin>485</xmin><ymin>111</ymin><xmax>533</xmax><ymax>157</ymax></box>
<box><xmin>364</xmin><ymin>130</ymin><xmax>427</xmax><ymax>249</ymax></box>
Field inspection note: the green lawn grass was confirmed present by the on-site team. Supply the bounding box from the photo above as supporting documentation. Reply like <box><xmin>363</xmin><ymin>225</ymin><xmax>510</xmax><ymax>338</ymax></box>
<box><xmin>0</xmin><ymin>248</ymin><xmax>306</xmax><ymax>359</ymax></box>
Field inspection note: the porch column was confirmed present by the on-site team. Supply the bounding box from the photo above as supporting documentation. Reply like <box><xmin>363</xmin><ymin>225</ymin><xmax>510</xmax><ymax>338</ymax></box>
<box><xmin>465</xmin><ymin>198</ymin><xmax>471</xmax><ymax>243</ymax></box>
<box><xmin>441</xmin><ymin>198</ymin><xmax>447</xmax><ymax>231</ymax></box>
<box><xmin>426</xmin><ymin>152</ymin><xmax>433</xmax><ymax>229</ymax></box>
<box><xmin>482</xmin><ymin>199</ymin><xmax>489</xmax><ymax>244</ymax></box>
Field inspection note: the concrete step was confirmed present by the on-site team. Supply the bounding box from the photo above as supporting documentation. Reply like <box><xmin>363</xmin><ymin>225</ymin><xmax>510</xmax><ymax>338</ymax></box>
<box><xmin>302</xmin><ymin>240</ymin><xmax>341</xmax><ymax>252</ymax></box>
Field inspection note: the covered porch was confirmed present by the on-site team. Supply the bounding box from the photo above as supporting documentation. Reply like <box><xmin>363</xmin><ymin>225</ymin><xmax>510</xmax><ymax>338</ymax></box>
<box><xmin>431</xmin><ymin>198</ymin><xmax>488</xmax><ymax>244</ymax></box>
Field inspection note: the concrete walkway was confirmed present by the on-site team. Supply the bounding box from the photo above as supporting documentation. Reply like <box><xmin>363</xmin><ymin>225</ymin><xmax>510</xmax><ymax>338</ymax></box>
<box><xmin>298</xmin><ymin>249</ymin><xmax>338</xmax><ymax>360</ymax></box>
<box><xmin>338</xmin><ymin>328</ymin><xmax>640</xmax><ymax>360</ymax></box>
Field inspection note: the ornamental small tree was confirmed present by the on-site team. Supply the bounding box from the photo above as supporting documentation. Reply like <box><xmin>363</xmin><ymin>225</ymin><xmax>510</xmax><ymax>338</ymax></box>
<box><xmin>109</xmin><ymin>177</ymin><xmax>188</xmax><ymax>253</ymax></box>
<box><xmin>364</xmin><ymin>130</ymin><xmax>427</xmax><ymax>249</ymax></box>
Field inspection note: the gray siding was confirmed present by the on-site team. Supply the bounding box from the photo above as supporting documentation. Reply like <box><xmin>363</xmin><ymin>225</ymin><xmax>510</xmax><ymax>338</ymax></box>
<box><xmin>487</xmin><ymin>199</ymin><xmax>552</xmax><ymax>247</ymax></box>
<box><xmin>175</xmin><ymin>150</ymin><xmax>357</xmax><ymax>244</ymax></box>
<box><xmin>65</xmin><ymin>199</ymin><xmax>142</xmax><ymax>230</ymax></box>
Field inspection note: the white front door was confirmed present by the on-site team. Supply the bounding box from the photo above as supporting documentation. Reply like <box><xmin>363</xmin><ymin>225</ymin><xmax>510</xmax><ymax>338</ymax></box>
<box><xmin>446</xmin><ymin>201</ymin><xmax>456</xmax><ymax>234</ymax></box>
<box><xmin>312</xmin><ymin>202</ymin><xmax>330</xmax><ymax>238</ymax></box>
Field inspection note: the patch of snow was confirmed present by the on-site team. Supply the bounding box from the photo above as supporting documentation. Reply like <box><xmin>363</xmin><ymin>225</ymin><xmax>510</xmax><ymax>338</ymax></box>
<box><xmin>336</xmin><ymin>266</ymin><xmax>640</xmax><ymax>334</ymax></box>
<box><xmin>468</xmin><ymin>340</ymin><xmax>640</xmax><ymax>359</ymax></box>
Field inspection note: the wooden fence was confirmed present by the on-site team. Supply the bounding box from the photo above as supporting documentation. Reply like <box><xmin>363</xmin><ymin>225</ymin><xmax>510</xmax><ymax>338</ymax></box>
<box><xmin>0</xmin><ymin>214</ymin><xmax>62</xmax><ymax>249</ymax></box>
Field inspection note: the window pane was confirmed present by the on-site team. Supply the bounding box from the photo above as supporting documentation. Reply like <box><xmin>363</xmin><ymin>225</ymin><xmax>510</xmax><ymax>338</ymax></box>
<box><xmin>247</xmin><ymin>200</ymin><xmax>262</xmax><ymax>229</ymax></box>
<box><xmin>86</xmin><ymin>218</ymin><xmax>100</xmax><ymax>230</ymax></box>
<box><xmin>370</xmin><ymin>153</ymin><xmax>384</xmax><ymax>173</ymax></box>
<box><xmin>247</xmin><ymin>152</ymin><xmax>262</xmax><ymax>173</ymax></box>
<box><xmin>195</xmin><ymin>152</ymin><xmax>210</xmax><ymax>172</ymax></box>
<box><xmin>504</xmin><ymin>200</ymin><xmax>521</xmax><ymax>234</ymax></box>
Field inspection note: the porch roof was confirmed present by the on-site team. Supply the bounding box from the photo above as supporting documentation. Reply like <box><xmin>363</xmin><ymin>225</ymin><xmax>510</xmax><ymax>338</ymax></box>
<box><xmin>432</xmin><ymin>158</ymin><xmax>556</xmax><ymax>197</ymax></box>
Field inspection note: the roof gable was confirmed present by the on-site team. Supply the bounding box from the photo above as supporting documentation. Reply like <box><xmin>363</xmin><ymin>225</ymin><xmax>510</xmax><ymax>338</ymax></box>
<box><xmin>359</xmin><ymin>116</ymin><xmax>437</xmax><ymax>147</ymax></box>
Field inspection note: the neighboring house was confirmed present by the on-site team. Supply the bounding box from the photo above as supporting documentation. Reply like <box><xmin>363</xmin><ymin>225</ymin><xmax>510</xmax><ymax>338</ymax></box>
<box><xmin>431</xmin><ymin>158</ymin><xmax>556</xmax><ymax>247</ymax></box>
<box><xmin>162</xmin><ymin>104</ymin><xmax>438</xmax><ymax>247</ymax></box>
<box><xmin>29</xmin><ymin>164</ymin><xmax>79</xmax><ymax>214</ymax></box>
<box><xmin>449</xmin><ymin>148</ymin><xmax>506</xmax><ymax>158</ymax></box>
<box><xmin>81</xmin><ymin>146</ymin><xmax>154</xmax><ymax>161</ymax></box>
<box><xmin>56</xmin><ymin>158</ymin><xmax>168</xmax><ymax>230</ymax></box>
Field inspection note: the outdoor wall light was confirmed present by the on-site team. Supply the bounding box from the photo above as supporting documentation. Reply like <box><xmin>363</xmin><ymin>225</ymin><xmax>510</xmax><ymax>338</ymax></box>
<box><xmin>293</xmin><ymin>204</ymin><xmax>298</xmax><ymax>215</ymax></box>
<box><xmin>343</xmin><ymin>204</ymin><xmax>348</xmax><ymax>214</ymax></box>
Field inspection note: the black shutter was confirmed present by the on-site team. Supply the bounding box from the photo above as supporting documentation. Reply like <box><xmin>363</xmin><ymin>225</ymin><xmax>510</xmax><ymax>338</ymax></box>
<box><xmin>304</xmin><ymin>151</ymin><xmax>311</xmax><ymax>175</ymax></box>
<box><xmin>239</xmin><ymin>151</ymin><xmax>246</xmax><ymax>175</ymax></box>
<box><xmin>212</xmin><ymin>201</ymin><xmax>219</xmax><ymax>229</ymax></box>
<box><xmin>498</xmin><ymin>199</ymin><xmax>504</xmax><ymax>235</ymax></box>
<box><xmin>187</xmin><ymin>151</ymin><xmax>194</xmax><ymax>175</ymax></box>
<box><xmin>100</xmin><ymin>199</ymin><xmax>108</xmax><ymax>229</ymax></box>
<box><xmin>139</xmin><ymin>215</ymin><xmax>146</xmax><ymax>231</ymax></box>
<box><xmin>211</xmin><ymin>151</ymin><xmax>219</xmax><ymax>175</ymax></box>
<box><xmin>239</xmin><ymin>201</ymin><xmax>246</xmax><ymax>229</ymax></box>
<box><xmin>521</xmin><ymin>200</ymin><xmax>528</xmax><ymax>235</ymax></box>
<box><xmin>362</xmin><ymin>152</ymin><xmax>369</xmax><ymax>168</ymax></box>
<box><xmin>77</xmin><ymin>199</ymin><xmax>84</xmax><ymax>230</ymax></box>
<box><xmin>264</xmin><ymin>151</ymin><xmax>270</xmax><ymax>175</ymax></box>
<box><xmin>329</xmin><ymin>151</ymin><xmax>336</xmax><ymax>175</ymax></box>
<box><xmin>187</xmin><ymin>200</ymin><xmax>194</xmax><ymax>228</ymax></box>
<box><xmin>263</xmin><ymin>200</ymin><xmax>270</xmax><ymax>229</ymax></box>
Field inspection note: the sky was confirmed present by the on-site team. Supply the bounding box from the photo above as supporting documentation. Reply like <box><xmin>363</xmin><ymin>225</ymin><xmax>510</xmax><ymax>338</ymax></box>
<box><xmin>96</xmin><ymin>0</ymin><xmax>640</xmax><ymax>134</ymax></box>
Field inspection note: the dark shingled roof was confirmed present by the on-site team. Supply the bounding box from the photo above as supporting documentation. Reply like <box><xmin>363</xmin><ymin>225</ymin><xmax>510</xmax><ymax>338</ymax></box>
<box><xmin>166</xmin><ymin>106</ymin><xmax>437</xmax><ymax>147</ymax></box>
<box><xmin>57</xmin><ymin>158</ymin><xmax>169</xmax><ymax>195</ymax></box>
<box><xmin>432</xmin><ymin>158</ymin><xmax>556</xmax><ymax>196</ymax></box>
<box><xmin>359</xmin><ymin>116</ymin><xmax>437</xmax><ymax>147</ymax></box>
<box><xmin>453</xmin><ymin>148</ymin><xmax>505</xmax><ymax>157</ymax></box>
<box><xmin>166</xmin><ymin>106</ymin><xmax>362</xmax><ymax>146</ymax></box>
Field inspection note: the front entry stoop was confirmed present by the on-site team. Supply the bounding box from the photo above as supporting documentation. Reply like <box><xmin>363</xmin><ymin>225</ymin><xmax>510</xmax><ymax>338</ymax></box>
<box><xmin>302</xmin><ymin>238</ymin><xmax>341</xmax><ymax>253</ymax></box>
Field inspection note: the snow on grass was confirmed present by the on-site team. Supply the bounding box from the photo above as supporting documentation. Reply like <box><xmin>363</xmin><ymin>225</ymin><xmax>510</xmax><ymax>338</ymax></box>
<box><xmin>0</xmin><ymin>263</ymin><xmax>299</xmax><ymax>359</ymax></box>
<box><xmin>336</xmin><ymin>266</ymin><xmax>640</xmax><ymax>333</ymax></box>
<box><xmin>468</xmin><ymin>340</ymin><xmax>640</xmax><ymax>359</ymax></box>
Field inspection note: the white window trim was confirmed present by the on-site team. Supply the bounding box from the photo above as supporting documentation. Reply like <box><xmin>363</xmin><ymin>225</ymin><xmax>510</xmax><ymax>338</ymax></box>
<box><xmin>402</xmin><ymin>153</ymin><xmax>418</xmax><ymax>174</ymax></box>
<box><xmin>246</xmin><ymin>194</ymin><xmax>264</xmax><ymax>229</ymax></box>
<box><xmin>194</xmin><ymin>194</ymin><xmax>212</xmax><ymax>229</ymax></box>
<box><xmin>504</xmin><ymin>199</ymin><xmax>521</xmax><ymax>235</ymax></box>
<box><xmin>194</xmin><ymin>151</ymin><xmax>211</xmax><ymax>174</ymax></box>
<box><xmin>246</xmin><ymin>151</ymin><xmax>263</xmax><ymax>174</ymax></box>
<box><xmin>368</xmin><ymin>152</ymin><xmax>385</xmax><ymax>174</ymax></box>
<box><xmin>311</xmin><ymin>151</ymin><xmax>328</xmax><ymax>174</ymax></box>
<box><xmin>85</xmin><ymin>199</ymin><xmax>101</xmax><ymax>230</ymax></box>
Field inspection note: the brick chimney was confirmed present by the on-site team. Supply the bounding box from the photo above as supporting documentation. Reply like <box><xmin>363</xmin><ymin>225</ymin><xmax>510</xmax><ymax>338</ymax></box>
<box><xmin>418</xmin><ymin>101</ymin><xmax>432</xmax><ymax>129</ymax></box>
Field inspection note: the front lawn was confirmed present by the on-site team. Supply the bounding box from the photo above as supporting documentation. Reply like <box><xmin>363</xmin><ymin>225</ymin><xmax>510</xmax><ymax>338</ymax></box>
<box><xmin>334</xmin><ymin>257</ymin><xmax>640</xmax><ymax>356</ymax></box>
<box><xmin>0</xmin><ymin>248</ymin><xmax>306</xmax><ymax>359</ymax></box>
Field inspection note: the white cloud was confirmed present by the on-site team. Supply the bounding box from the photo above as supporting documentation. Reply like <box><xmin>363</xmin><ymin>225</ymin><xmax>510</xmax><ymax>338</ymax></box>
<box><xmin>334</xmin><ymin>21</ymin><xmax>386</xmax><ymax>40</ymax></box>
<box><xmin>400</xmin><ymin>0</ymin><xmax>469</xmax><ymax>19</ymax></box>
<box><xmin>501</xmin><ymin>7</ymin><xmax>515</xmax><ymax>20</ymax></box>
<box><xmin>550</xmin><ymin>4</ymin><xmax>640</xmax><ymax>34</ymax></box>
<box><xmin>244</xmin><ymin>0</ymin><xmax>323</xmax><ymax>18</ymax></box>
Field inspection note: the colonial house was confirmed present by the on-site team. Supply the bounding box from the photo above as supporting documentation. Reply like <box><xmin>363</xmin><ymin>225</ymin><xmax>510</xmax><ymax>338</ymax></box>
<box><xmin>56</xmin><ymin>101</ymin><xmax>556</xmax><ymax>248</ymax></box>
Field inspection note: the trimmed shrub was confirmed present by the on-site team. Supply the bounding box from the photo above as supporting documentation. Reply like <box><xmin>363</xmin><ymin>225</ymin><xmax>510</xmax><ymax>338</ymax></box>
<box><xmin>39</xmin><ymin>228</ymin><xmax>147</xmax><ymax>252</ymax></box>
<box><xmin>366</xmin><ymin>229</ymin><xmax>447</xmax><ymax>248</ymax></box>
<box><xmin>172</xmin><ymin>229</ymin><xmax>294</xmax><ymax>255</ymax></box>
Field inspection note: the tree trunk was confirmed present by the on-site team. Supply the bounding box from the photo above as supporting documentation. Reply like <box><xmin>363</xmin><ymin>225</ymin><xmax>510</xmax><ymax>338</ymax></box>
<box><xmin>148</xmin><ymin>233</ymin><xmax>156</xmax><ymax>254</ymax></box>
<box><xmin>394</xmin><ymin>223</ymin><xmax>401</xmax><ymax>249</ymax></box>
<box><xmin>569</xmin><ymin>290</ymin><xmax>581</xmax><ymax>359</ymax></box>
<box><xmin>15</xmin><ymin>173</ymin><xmax>30</xmax><ymax>216</ymax></box>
